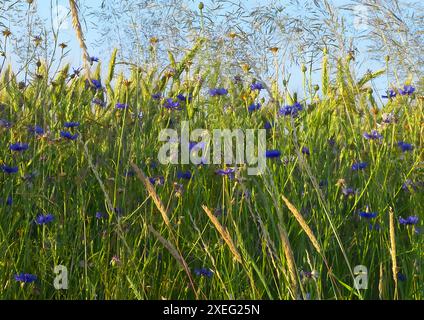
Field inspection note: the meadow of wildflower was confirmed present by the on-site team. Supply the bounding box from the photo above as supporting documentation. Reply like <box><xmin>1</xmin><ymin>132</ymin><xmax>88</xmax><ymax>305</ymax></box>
<box><xmin>0</xmin><ymin>0</ymin><xmax>423</xmax><ymax>301</ymax></box>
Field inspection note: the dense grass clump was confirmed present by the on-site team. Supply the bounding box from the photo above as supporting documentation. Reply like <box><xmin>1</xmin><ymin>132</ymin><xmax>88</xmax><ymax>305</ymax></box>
<box><xmin>0</xmin><ymin>42</ymin><xmax>423</xmax><ymax>300</ymax></box>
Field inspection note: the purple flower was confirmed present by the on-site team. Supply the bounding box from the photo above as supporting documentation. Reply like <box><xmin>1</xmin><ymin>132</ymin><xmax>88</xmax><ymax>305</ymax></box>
<box><xmin>248</xmin><ymin>103</ymin><xmax>261</xmax><ymax>112</ymax></box>
<box><xmin>363</xmin><ymin>130</ymin><xmax>382</xmax><ymax>140</ymax></box>
<box><xmin>28</xmin><ymin>125</ymin><xmax>44</xmax><ymax>136</ymax></box>
<box><xmin>279</xmin><ymin>102</ymin><xmax>303</xmax><ymax>117</ymax></box>
<box><xmin>10</xmin><ymin>143</ymin><xmax>29</xmax><ymax>152</ymax></box>
<box><xmin>152</xmin><ymin>93</ymin><xmax>162</xmax><ymax>100</ymax></box>
<box><xmin>149</xmin><ymin>176</ymin><xmax>165</xmax><ymax>186</ymax></box>
<box><xmin>116</xmin><ymin>103</ymin><xmax>129</xmax><ymax>110</ymax></box>
<box><xmin>90</xmin><ymin>56</ymin><xmax>99</xmax><ymax>63</ymax></box>
<box><xmin>250</xmin><ymin>82</ymin><xmax>264</xmax><ymax>91</ymax></box>
<box><xmin>359</xmin><ymin>211</ymin><xmax>377</xmax><ymax>219</ymax></box>
<box><xmin>91</xmin><ymin>79</ymin><xmax>102</xmax><ymax>90</ymax></box>
<box><xmin>342</xmin><ymin>187</ymin><xmax>355</xmax><ymax>197</ymax></box>
<box><xmin>35</xmin><ymin>213</ymin><xmax>54</xmax><ymax>225</ymax></box>
<box><xmin>194</xmin><ymin>268</ymin><xmax>213</xmax><ymax>278</ymax></box>
<box><xmin>397</xmin><ymin>141</ymin><xmax>413</xmax><ymax>152</ymax></box>
<box><xmin>60</xmin><ymin>131</ymin><xmax>78</xmax><ymax>140</ymax></box>
<box><xmin>92</xmin><ymin>98</ymin><xmax>106</xmax><ymax>107</ymax></box>
<box><xmin>264</xmin><ymin>121</ymin><xmax>273</xmax><ymax>130</ymax></box>
<box><xmin>368</xmin><ymin>223</ymin><xmax>381</xmax><ymax>231</ymax></box>
<box><xmin>399</xmin><ymin>216</ymin><xmax>419</xmax><ymax>225</ymax></box>
<box><xmin>177</xmin><ymin>93</ymin><xmax>192</xmax><ymax>102</ymax></box>
<box><xmin>382</xmin><ymin>89</ymin><xmax>396</xmax><ymax>99</ymax></box>
<box><xmin>215</xmin><ymin>168</ymin><xmax>235</xmax><ymax>178</ymax></box>
<box><xmin>177</xmin><ymin>170</ymin><xmax>192</xmax><ymax>180</ymax></box>
<box><xmin>265</xmin><ymin>149</ymin><xmax>281</xmax><ymax>158</ymax></box>
<box><xmin>163</xmin><ymin>98</ymin><xmax>181</xmax><ymax>110</ymax></box>
<box><xmin>1</xmin><ymin>165</ymin><xmax>18</xmax><ymax>174</ymax></box>
<box><xmin>352</xmin><ymin>162</ymin><xmax>368</xmax><ymax>171</ymax></box>
<box><xmin>64</xmin><ymin>122</ymin><xmax>80</xmax><ymax>128</ymax></box>
<box><xmin>399</xmin><ymin>85</ymin><xmax>415</xmax><ymax>96</ymax></box>
<box><xmin>0</xmin><ymin>118</ymin><xmax>12</xmax><ymax>129</ymax></box>
<box><xmin>14</xmin><ymin>273</ymin><xmax>37</xmax><ymax>283</ymax></box>
<box><xmin>302</xmin><ymin>147</ymin><xmax>310</xmax><ymax>156</ymax></box>
<box><xmin>209</xmin><ymin>88</ymin><xmax>228</xmax><ymax>97</ymax></box>
<box><xmin>95</xmin><ymin>212</ymin><xmax>105</xmax><ymax>219</ymax></box>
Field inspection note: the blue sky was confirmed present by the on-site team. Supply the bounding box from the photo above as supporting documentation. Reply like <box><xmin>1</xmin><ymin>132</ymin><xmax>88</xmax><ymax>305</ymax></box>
<box><xmin>11</xmin><ymin>0</ymin><xmax>390</xmax><ymax>99</ymax></box>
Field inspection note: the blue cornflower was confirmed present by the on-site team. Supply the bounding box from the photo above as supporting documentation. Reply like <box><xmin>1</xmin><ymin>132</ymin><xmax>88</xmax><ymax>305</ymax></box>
<box><xmin>302</xmin><ymin>146</ymin><xmax>310</xmax><ymax>156</ymax></box>
<box><xmin>209</xmin><ymin>88</ymin><xmax>228</xmax><ymax>97</ymax></box>
<box><xmin>1</xmin><ymin>165</ymin><xmax>18</xmax><ymax>174</ymax></box>
<box><xmin>194</xmin><ymin>268</ymin><xmax>213</xmax><ymax>278</ymax></box>
<box><xmin>149</xmin><ymin>176</ymin><xmax>165</xmax><ymax>186</ymax></box>
<box><xmin>397</xmin><ymin>272</ymin><xmax>407</xmax><ymax>282</ymax></box>
<box><xmin>177</xmin><ymin>93</ymin><xmax>192</xmax><ymax>102</ymax></box>
<box><xmin>397</xmin><ymin>141</ymin><xmax>413</xmax><ymax>152</ymax></box>
<box><xmin>35</xmin><ymin>213</ymin><xmax>54</xmax><ymax>225</ymax></box>
<box><xmin>95</xmin><ymin>212</ymin><xmax>105</xmax><ymax>219</ymax></box>
<box><xmin>248</xmin><ymin>103</ymin><xmax>261</xmax><ymax>112</ymax></box>
<box><xmin>265</xmin><ymin>150</ymin><xmax>281</xmax><ymax>158</ymax></box>
<box><xmin>399</xmin><ymin>85</ymin><xmax>415</xmax><ymax>96</ymax></box>
<box><xmin>363</xmin><ymin>130</ymin><xmax>383</xmax><ymax>140</ymax></box>
<box><xmin>382</xmin><ymin>89</ymin><xmax>396</xmax><ymax>99</ymax></box>
<box><xmin>6</xmin><ymin>195</ymin><xmax>12</xmax><ymax>206</ymax></box>
<box><xmin>250</xmin><ymin>82</ymin><xmax>264</xmax><ymax>91</ymax></box>
<box><xmin>10</xmin><ymin>143</ymin><xmax>29</xmax><ymax>152</ymax></box>
<box><xmin>0</xmin><ymin>118</ymin><xmax>12</xmax><ymax>129</ymax></box>
<box><xmin>342</xmin><ymin>187</ymin><xmax>355</xmax><ymax>197</ymax></box>
<box><xmin>91</xmin><ymin>79</ymin><xmax>102</xmax><ymax>90</ymax></box>
<box><xmin>368</xmin><ymin>223</ymin><xmax>381</xmax><ymax>231</ymax></box>
<box><xmin>14</xmin><ymin>273</ymin><xmax>37</xmax><ymax>283</ymax></box>
<box><xmin>399</xmin><ymin>216</ymin><xmax>419</xmax><ymax>225</ymax></box>
<box><xmin>352</xmin><ymin>162</ymin><xmax>368</xmax><ymax>171</ymax></box>
<box><xmin>215</xmin><ymin>168</ymin><xmax>235</xmax><ymax>178</ymax></box>
<box><xmin>116</xmin><ymin>103</ymin><xmax>129</xmax><ymax>109</ymax></box>
<box><xmin>163</xmin><ymin>98</ymin><xmax>181</xmax><ymax>110</ymax></box>
<box><xmin>359</xmin><ymin>211</ymin><xmax>377</xmax><ymax>219</ymax></box>
<box><xmin>264</xmin><ymin>121</ymin><xmax>273</xmax><ymax>130</ymax></box>
<box><xmin>28</xmin><ymin>125</ymin><xmax>44</xmax><ymax>136</ymax></box>
<box><xmin>402</xmin><ymin>179</ymin><xmax>418</xmax><ymax>192</ymax></box>
<box><xmin>92</xmin><ymin>98</ymin><xmax>106</xmax><ymax>107</ymax></box>
<box><xmin>90</xmin><ymin>56</ymin><xmax>99</xmax><ymax>63</ymax></box>
<box><xmin>279</xmin><ymin>102</ymin><xmax>303</xmax><ymax>117</ymax></box>
<box><xmin>64</xmin><ymin>122</ymin><xmax>80</xmax><ymax>128</ymax></box>
<box><xmin>177</xmin><ymin>170</ymin><xmax>192</xmax><ymax>180</ymax></box>
<box><xmin>60</xmin><ymin>131</ymin><xmax>78</xmax><ymax>140</ymax></box>
<box><xmin>152</xmin><ymin>93</ymin><xmax>162</xmax><ymax>100</ymax></box>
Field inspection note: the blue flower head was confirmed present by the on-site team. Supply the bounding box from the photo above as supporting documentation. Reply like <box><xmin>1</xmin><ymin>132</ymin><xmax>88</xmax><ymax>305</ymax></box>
<box><xmin>352</xmin><ymin>162</ymin><xmax>368</xmax><ymax>171</ymax></box>
<box><xmin>64</xmin><ymin>122</ymin><xmax>80</xmax><ymax>128</ymax></box>
<box><xmin>1</xmin><ymin>165</ymin><xmax>18</xmax><ymax>174</ymax></box>
<box><xmin>382</xmin><ymin>89</ymin><xmax>396</xmax><ymax>99</ymax></box>
<box><xmin>91</xmin><ymin>79</ymin><xmax>102</xmax><ymax>90</ymax></box>
<box><xmin>35</xmin><ymin>213</ymin><xmax>54</xmax><ymax>225</ymax></box>
<box><xmin>116</xmin><ymin>103</ymin><xmax>129</xmax><ymax>110</ymax></box>
<box><xmin>264</xmin><ymin>121</ymin><xmax>273</xmax><ymax>130</ymax></box>
<box><xmin>152</xmin><ymin>93</ymin><xmax>162</xmax><ymax>100</ymax></box>
<box><xmin>194</xmin><ymin>268</ymin><xmax>213</xmax><ymax>278</ymax></box>
<box><xmin>177</xmin><ymin>170</ymin><xmax>192</xmax><ymax>180</ymax></box>
<box><xmin>149</xmin><ymin>176</ymin><xmax>165</xmax><ymax>186</ymax></box>
<box><xmin>397</xmin><ymin>141</ymin><xmax>413</xmax><ymax>152</ymax></box>
<box><xmin>10</xmin><ymin>143</ymin><xmax>29</xmax><ymax>152</ymax></box>
<box><xmin>90</xmin><ymin>56</ymin><xmax>99</xmax><ymax>63</ymax></box>
<box><xmin>359</xmin><ymin>211</ymin><xmax>377</xmax><ymax>219</ymax></box>
<box><xmin>92</xmin><ymin>98</ymin><xmax>106</xmax><ymax>107</ymax></box>
<box><xmin>60</xmin><ymin>131</ymin><xmax>78</xmax><ymax>140</ymax></box>
<box><xmin>399</xmin><ymin>216</ymin><xmax>419</xmax><ymax>225</ymax></box>
<box><xmin>250</xmin><ymin>82</ymin><xmax>264</xmax><ymax>91</ymax></box>
<box><xmin>265</xmin><ymin>149</ymin><xmax>281</xmax><ymax>158</ymax></box>
<box><xmin>363</xmin><ymin>130</ymin><xmax>383</xmax><ymax>140</ymax></box>
<box><xmin>279</xmin><ymin>102</ymin><xmax>303</xmax><ymax>117</ymax></box>
<box><xmin>399</xmin><ymin>85</ymin><xmax>415</xmax><ymax>96</ymax></box>
<box><xmin>163</xmin><ymin>98</ymin><xmax>181</xmax><ymax>110</ymax></box>
<box><xmin>215</xmin><ymin>168</ymin><xmax>235</xmax><ymax>179</ymax></box>
<box><xmin>248</xmin><ymin>103</ymin><xmax>261</xmax><ymax>112</ymax></box>
<box><xmin>14</xmin><ymin>273</ymin><xmax>37</xmax><ymax>283</ymax></box>
<box><xmin>302</xmin><ymin>146</ymin><xmax>310</xmax><ymax>156</ymax></box>
<box><xmin>28</xmin><ymin>125</ymin><xmax>44</xmax><ymax>136</ymax></box>
<box><xmin>209</xmin><ymin>88</ymin><xmax>228</xmax><ymax>97</ymax></box>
